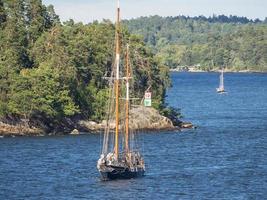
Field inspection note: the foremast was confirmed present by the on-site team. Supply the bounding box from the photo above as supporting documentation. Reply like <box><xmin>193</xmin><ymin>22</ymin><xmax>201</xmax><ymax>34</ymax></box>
<box><xmin>114</xmin><ymin>0</ymin><xmax>120</xmax><ymax>159</ymax></box>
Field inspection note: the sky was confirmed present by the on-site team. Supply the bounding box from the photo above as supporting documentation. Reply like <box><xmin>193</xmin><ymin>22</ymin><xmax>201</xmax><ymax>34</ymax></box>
<box><xmin>43</xmin><ymin>0</ymin><xmax>267</xmax><ymax>23</ymax></box>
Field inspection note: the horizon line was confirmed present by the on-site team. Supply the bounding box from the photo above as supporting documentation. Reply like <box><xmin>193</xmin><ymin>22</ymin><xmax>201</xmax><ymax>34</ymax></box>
<box><xmin>59</xmin><ymin>13</ymin><xmax>266</xmax><ymax>24</ymax></box>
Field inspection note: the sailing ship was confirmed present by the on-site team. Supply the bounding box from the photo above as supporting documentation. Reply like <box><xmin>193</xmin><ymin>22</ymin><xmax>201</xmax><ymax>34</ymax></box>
<box><xmin>216</xmin><ymin>69</ymin><xmax>226</xmax><ymax>93</ymax></box>
<box><xmin>97</xmin><ymin>0</ymin><xmax>145</xmax><ymax>180</ymax></box>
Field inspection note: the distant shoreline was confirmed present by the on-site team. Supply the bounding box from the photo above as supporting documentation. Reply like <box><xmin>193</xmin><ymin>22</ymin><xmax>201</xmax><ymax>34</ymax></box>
<box><xmin>170</xmin><ymin>68</ymin><xmax>267</xmax><ymax>73</ymax></box>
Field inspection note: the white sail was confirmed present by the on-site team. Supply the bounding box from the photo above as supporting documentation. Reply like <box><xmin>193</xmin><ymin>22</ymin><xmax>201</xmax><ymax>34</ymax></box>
<box><xmin>220</xmin><ymin>70</ymin><xmax>224</xmax><ymax>90</ymax></box>
<box><xmin>217</xmin><ymin>69</ymin><xmax>226</xmax><ymax>93</ymax></box>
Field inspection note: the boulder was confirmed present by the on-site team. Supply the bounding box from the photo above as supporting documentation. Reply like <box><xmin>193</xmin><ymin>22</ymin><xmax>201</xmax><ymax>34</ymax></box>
<box><xmin>0</xmin><ymin>121</ymin><xmax>42</xmax><ymax>137</ymax></box>
<box><xmin>70</xmin><ymin>129</ymin><xmax>79</xmax><ymax>135</ymax></box>
<box><xmin>180</xmin><ymin>122</ymin><xmax>194</xmax><ymax>129</ymax></box>
<box><xmin>78</xmin><ymin>106</ymin><xmax>185</xmax><ymax>132</ymax></box>
<box><xmin>129</xmin><ymin>106</ymin><xmax>175</xmax><ymax>131</ymax></box>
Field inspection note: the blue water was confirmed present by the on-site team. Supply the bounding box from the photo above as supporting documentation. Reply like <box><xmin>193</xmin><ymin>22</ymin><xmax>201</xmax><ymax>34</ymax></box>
<box><xmin>1</xmin><ymin>72</ymin><xmax>267</xmax><ymax>199</ymax></box>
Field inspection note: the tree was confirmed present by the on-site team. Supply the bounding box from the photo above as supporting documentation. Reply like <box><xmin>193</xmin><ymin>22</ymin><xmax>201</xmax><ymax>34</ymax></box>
<box><xmin>0</xmin><ymin>0</ymin><xmax>6</xmax><ymax>26</ymax></box>
<box><xmin>0</xmin><ymin>0</ymin><xmax>28</xmax><ymax>116</ymax></box>
<box><xmin>45</xmin><ymin>4</ymin><xmax>60</xmax><ymax>27</ymax></box>
<box><xmin>124</xmin><ymin>15</ymin><xmax>266</xmax><ymax>71</ymax></box>
<box><xmin>0</xmin><ymin>1</ymin><xmax>170</xmax><ymax>124</ymax></box>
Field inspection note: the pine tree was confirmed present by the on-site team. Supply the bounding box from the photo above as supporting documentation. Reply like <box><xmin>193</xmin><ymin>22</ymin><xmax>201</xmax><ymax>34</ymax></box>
<box><xmin>0</xmin><ymin>0</ymin><xmax>28</xmax><ymax>115</ymax></box>
<box><xmin>25</xmin><ymin>0</ymin><xmax>59</xmax><ymax>45</ymax></box>
<box><xmin>25</xmin><ymin>0</ymin><xmax>47</xmax><ymax>45</ymax></box>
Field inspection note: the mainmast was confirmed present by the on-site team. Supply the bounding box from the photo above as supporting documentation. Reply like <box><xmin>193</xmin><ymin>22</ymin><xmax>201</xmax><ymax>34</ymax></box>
<box><xmin>114</xmin><ymin>0</ymin><xmax>120</xmax><ymax>159</ymax></box>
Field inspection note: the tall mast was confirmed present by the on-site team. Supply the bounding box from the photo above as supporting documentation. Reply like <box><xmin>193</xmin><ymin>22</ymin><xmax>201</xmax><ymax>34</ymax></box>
<box><xmin>114</xmin><ymin>0</ymin><xmax>120</xmax><ymax>159</ymax></box>
<box><xmin>125</xmin><ymin>44</ymin><xmax>130</xmax><ymax>153</ymax></box>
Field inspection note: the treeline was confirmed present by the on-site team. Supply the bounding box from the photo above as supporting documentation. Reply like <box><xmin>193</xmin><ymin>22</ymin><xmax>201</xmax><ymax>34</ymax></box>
<box><xmin>0</xmin><ymin>0</ymin><xmax>169</xmax><ymax>123</ymax></box>
<box><xmin>171</xmin><ymin>15</ymin><xmax>265</xmax><ymax>24</ymax></box>
<box><xmin>123</xmin><ymin>15</ymin><xmax>267</xmax><ymax>71</ymax></box>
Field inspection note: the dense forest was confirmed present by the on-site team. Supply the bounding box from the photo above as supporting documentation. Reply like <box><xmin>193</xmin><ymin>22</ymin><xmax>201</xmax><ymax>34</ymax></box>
<box><xmin>0</xmin><ymin>0</ymin><xmax>170</xmax><ymax>125</ymax></box>
<box><xmin>123</xmin><ymin>15</ymin><xmax>267</xmax><ymax>71</ymax></box>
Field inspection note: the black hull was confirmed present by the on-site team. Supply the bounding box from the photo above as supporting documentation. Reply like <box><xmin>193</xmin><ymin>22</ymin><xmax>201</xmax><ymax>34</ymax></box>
<box><xmin>99</xmin><ymin>167</ymin><xmax>145</xmax><ymax>181</ymax></box>
<box><xmin>217</xmin><ymin>91</ymin><xmax>226</xmax><ymax>94</ymax></box>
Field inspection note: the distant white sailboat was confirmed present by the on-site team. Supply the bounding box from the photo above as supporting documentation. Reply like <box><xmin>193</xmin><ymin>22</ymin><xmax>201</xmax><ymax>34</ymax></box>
<box><xmin>216</xmin><ymin>69</ymin><xmax>226</xmax><ymax>93</ymax></box>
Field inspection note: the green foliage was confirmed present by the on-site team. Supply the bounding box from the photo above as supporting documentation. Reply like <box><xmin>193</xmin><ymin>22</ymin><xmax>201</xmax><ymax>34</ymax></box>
<box><xmin>0</xmin><ymin>0</ymin><xmax>6</xmax><ymax>26</ymax></box>
<box><xmin>0</xmin><ymin>0</ymin><xmax>61</xmax><ymax>118</ymax></box>
<box><xmin>87</xmin><ymin>84</ymin><xmax>109</xmax><ymax>122</ymax></box>
<box><xmin>7</xmin><ymin>72</ymin><xmax>34</xmax><ymax>117</ymax></box>
<box><xmin>160</xmin><ymin>106</ymin><xmax>182</xmax><ymax>126</ymax></box>
<box><xmin>126</xmin><ymin>33</ymin><xmax>171</xmax><ymax>110</ymax></box>
<box><xmin>25</xmin><ymin>0</ymin><xmax>59</xmax><ymax>45</ymax></box>
<box><xmin>0</xmin><ymin>1</ymin><xmax>170</xmax><ymax>122</ymax></box>
<box><xmin>124</xmin><ymin>16</ymin><xmax>267</xmax><ymax>71</ymax></box>
<box><xmin>7</xmin><ymin>65</ymin><xmax>79</xmax><ymax>118</ymax></box>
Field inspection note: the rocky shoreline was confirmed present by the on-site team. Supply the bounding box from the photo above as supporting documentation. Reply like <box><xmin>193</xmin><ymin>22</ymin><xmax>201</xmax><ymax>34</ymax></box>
<box><xmin>0</xmin><ymin>106</ymin><xmax>194</xmax><ymax>137</ymax></box>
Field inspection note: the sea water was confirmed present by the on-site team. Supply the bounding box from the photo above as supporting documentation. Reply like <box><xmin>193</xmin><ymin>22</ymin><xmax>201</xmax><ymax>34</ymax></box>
<box><xmin>0</xmin><ymin>72</ymin><xmax>266</xmax><ymax>199</ymax></box>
